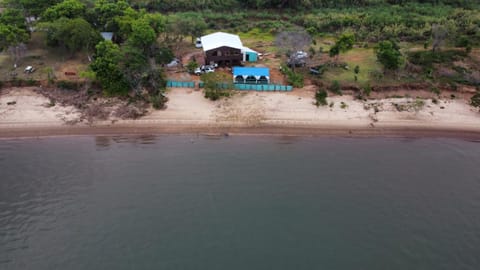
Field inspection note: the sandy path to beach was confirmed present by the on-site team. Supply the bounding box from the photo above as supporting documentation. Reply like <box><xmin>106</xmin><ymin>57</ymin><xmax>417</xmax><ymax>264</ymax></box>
<box><xmin>1</xmin><ymin>87</ymin><xmax>480</xmax><ymax>137</ymax></box>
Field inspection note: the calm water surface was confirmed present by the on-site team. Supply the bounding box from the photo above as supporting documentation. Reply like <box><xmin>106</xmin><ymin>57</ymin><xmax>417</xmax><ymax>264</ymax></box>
<box><xmin>1</xmin><ymin>135</ymin><xmax>480</xmax><ymax>269</ymax></box>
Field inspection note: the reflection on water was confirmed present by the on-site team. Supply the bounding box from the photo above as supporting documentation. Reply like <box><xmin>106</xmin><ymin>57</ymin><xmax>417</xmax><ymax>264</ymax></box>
<box><xmin>95</xmin><ymin>134</ymin><xmax>159</xmax><ymax>149</ymax></box>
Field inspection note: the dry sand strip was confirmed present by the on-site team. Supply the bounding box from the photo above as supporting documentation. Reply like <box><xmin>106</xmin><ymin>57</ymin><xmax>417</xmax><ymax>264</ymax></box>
<box><xmin>1</xmin><ymin>87</ymin><xmax>480</xmax><ymax>139</ymax></box>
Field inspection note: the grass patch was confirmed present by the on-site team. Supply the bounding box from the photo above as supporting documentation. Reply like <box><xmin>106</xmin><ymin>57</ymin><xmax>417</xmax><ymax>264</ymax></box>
<box><xmin>237</xmin><ymin>28</ymin><xmax>277</xmax><ymax>53</ymax></box>
<box><xmin>322</xmin><ymin>48</ymin><xmax>382</xmax><ymax>84</ymax></box>
<box><xmin>238</xmin><ymin>27</ymin><xmax>275</xmax><ymax>43</ymax></box>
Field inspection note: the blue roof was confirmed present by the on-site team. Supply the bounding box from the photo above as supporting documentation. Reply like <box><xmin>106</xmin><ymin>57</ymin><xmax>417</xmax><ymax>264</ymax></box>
<box><xmin>233</xmin><ymin>67</ymin><xmax>269</xmax><ymax>77</ymax></box>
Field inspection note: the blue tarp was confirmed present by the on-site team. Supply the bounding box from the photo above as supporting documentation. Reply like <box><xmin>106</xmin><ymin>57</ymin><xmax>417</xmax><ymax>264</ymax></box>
<box><xmin>233</xmin><ymin>67</ymin><xmax>269</xmax><ymax>77</ymax></box>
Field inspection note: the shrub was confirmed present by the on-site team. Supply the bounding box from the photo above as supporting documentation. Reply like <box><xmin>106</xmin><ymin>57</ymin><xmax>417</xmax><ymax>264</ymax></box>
<box><xmin>315</xmin><ymin>89</ymin><xmax>328</xmax><ymax>106</ymax></box>
<box><xmin>354</xmin><ymin>65</ymin><xmax>360</xmax><ymax>74</ymax></box>
<box><xmin>363</xmin><ymin>83</ymin><xmax>372</xmax><ymax>96</ymax></box>
<box><xmin>408</xmin><ymin>50</ymin><xmax>467</xmax><ymax>69</ymax></box>
<box><xmin>26</xmin><ymin>79</ymin><xmax>38</xmax><ymax>86</ymax></box>
<box><xmin>280</xmin><ymin>64</ymin><xmax>304</xmax><ymax>88</ymax></box>
<box><xmin>186</xmin><ymin>61</ymin><xmax>198</xmax><ymax>74</ymax></box>
<box><xmin>330</xmin><ymin>80</ymin><xmax>342</xmax><ymax>95</ymax></box>
<box><xmin>471</xmin><ymin>92</ymin><xmax>480</xmax><ymax>108</ymax></box>
<box><xmin>151</xmin><ymin>93</ymin><xmax>168</xmax><ymax>109</ymax></box>
<box><xmin>201</xmin><ymin>73</ymin><xmax>232</xmax><ymax>101</ymax></box>
<box><xmin>56</xmin><ymin>80</ymin><xmax>79</xmax><ymax>90</ymax></box>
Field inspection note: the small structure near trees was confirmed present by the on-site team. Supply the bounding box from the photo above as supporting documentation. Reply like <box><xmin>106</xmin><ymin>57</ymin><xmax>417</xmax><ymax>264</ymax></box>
<box><xmin>275</xmin><ymin>29</ymin><xmax>312</xmax><ymax>69</ymax></box>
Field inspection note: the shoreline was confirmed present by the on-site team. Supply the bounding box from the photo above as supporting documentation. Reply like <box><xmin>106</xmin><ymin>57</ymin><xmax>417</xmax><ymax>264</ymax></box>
<box><xmin>2</xmin><ymin>121</ymin><xmax>480</xmax><ymax>140</ymax></box>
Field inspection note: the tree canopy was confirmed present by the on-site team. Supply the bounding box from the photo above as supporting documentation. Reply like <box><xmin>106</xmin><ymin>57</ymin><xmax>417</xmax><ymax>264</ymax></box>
<box><xmin>90</xmin><ymin>41</ymin><xmax>130</xmax><ymax>95</ymax></box>
<box><xmin>375</xmin><ymin>40</ymin><xmax>404</xmax><ymax>70</ymax></box>
<box><xmin>41</xmin><ymin>0</ymin><xmax>86</xmax><ymax>21</ymax></box>
<box><xmin>39</xmin><ymin>17</ymin><xmax>101</xmax><ymax>53</ymax></box>
<box><xmin>0</xmin><ymin>9</ymin><xmax>29</xmax><ymax>52</ymax></box>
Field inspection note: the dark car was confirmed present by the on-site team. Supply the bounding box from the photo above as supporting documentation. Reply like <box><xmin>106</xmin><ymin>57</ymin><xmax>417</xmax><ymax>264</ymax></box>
<box><xmin>309</xmin><ymin>65</ymin><xmax>326</xmax><ymax>76</ymax></box>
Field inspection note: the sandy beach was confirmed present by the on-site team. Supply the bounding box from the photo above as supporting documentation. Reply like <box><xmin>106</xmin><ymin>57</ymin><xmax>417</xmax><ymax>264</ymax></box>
<box><xmin>1</xmin><ymin>87</ymin><xmax>480</xmax><ymax>138</ymax></box>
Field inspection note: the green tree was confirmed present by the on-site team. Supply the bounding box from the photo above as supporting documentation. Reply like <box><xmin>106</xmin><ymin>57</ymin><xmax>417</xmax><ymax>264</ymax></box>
<box><xmin>3</xmin><ymin>0</ymin><xmax>61</xmax><ymax>18</ymax></box>
<box><xmin>0</xmin><ymin>24</ymin><xmax>29</xmax><ymax>51</ymax></box>
<box><xmin>329</xmin><ymin>44</ymin><xmax>340</xmax><ymax>60</ymax></box>
<box><xmin>0</xmin><ymin>9</ymin><xmax>28</xmax><ymax>31</ymax></box>
<box><xmin>336</xmin><ymin>32</ymin><xmax>355</xmax><ymax>52</ymax></box>
<box><xmin>92</xmin><ymin>0</ymin><xmax>130</xmax><ymax>31</ymax></box>
<box><xmin>0</xmin><ymin>23</ymin><xmax>29</xmax><ymax>67</ymax></box>
<box><xmin>114</xmin><ymin>7</ymin><xmax>141</xmax><ymax>40</ymax></box>
<box><xmin>41</xmin><ymin>0</ymin><xmax>86</xmax><ymax>21</ymax></box>
<box><xmin>180</xmin><ymin>12</ymin><xmax>207</xmax><ymax>43</ymax></box>
<box><xmin>90</xmin><ymin>41</ymin><xmax>130</xmax><ymax>95</ymax></box>
<box><xmin>39</xmin><ymin>17</ymin><xmax>101</xmax><ymax>54</ymax></box>
<box><xmin>330</xmin><ymin>32</ymin><xmax>355</xmax><ymax>61</ymax></box>
<box><xmin>375</xmin><ymin>40</ymin><xmax>404</xmax><ymax>71</ymax></box>
<box><xmin>128</xmin><ymin>18</ymin><xmax>156</xmax><ymax>50</ymax></box>
<box><xmin>143</xmin><ymin>13</ymin><xmax>167</xmax><ymax>35</ymax></box>
<box><xmin>153</xmin><ymin>46</ymin><xmax>174</xmax><ymax>65</ymax></box>
<box><xmin>166</xmin><ymin>12</ymin><xmax>207</xmax><ymax>43</ymax></box>
<box><xmin>119</xmin><ymin>44</ymin><xmax>148</xmax><ymax>91</ymax></box>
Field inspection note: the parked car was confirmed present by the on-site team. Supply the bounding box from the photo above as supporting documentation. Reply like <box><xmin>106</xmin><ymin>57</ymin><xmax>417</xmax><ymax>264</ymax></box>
<box><xmin>194</xmin><ymin>65</ymin><xmax>215</xmax><ymax>75</ymax></box>
<box><xmin>195</xmin><ymin>38</ymin><xmax>202</xmax><ymax>48</ymax></box>
<box><xmin>166</xmin><ymin>58</ymin><xmax>181</xmax><ymax>68</ymax></box>
<box><xmin>287</xmin><ymin>50</ymin><xmax>308</xmax><ymax>67</ymax></box>
<box><xmin>309</xmin><ymin>65</ymin><xmax>326</xmax><ymax>75</ymax></box>
<box><xmin>287</xmin><ymin>58</ymin><xmax>306</xmax><ymax>67</ymax></box>
<box><xmin>24</xmin><ymin>66</ymin><xmax>35</xmax><ymax>73</ymax></box>
<box><xmin>294</xmin><ymin>50</ymin><xmax>308</xmax><ymax>59</ymax></box>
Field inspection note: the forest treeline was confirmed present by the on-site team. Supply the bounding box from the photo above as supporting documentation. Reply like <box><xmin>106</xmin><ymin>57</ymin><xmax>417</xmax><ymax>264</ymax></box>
<box><xmin>130</xmin><ymin>0</ymin><xmax>478</xmax><ymax>11</ymax></box>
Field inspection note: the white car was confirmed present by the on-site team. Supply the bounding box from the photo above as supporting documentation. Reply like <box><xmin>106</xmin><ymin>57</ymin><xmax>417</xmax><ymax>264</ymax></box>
<box><xmin>24</xmin><ymin>66</ymin><xmax>35</xmax><ymax>73</ymax></box>
<box><xmin>194</xmin><ymin>65</ymin><xmax>215</xmax><ymax>75</ymax></box>
<box><xmin>195</xmin><ymin>38</ymin><xmax>202</xmax><ymax>48</ymax></box>
<box><xmin>166</xmin><ymin>58</ymin><xmax>180</xmax><ymax>68</ymax></box>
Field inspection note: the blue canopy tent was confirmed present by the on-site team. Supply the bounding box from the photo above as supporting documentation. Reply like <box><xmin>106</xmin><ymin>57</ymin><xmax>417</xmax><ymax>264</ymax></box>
<box><xmin>232</xmin><ymin>67</ymin><xmax>270</xmax><ymax>84</ymax></box>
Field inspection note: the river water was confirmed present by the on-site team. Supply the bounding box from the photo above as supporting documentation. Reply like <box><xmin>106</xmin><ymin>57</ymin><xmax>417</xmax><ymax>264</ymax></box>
<box><xmin>1</xmin><ymin>135</ymin><xmax>480</xmax><ymax>269</ymax></box>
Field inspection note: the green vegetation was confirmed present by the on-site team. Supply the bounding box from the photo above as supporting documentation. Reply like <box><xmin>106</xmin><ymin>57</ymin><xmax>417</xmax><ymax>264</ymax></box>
<box><xmin>201</xmin><ymin>73</ymin><xmax>233</xmax><ymax>101</ymax></box>
<box><xmin>90</xmin><ymin>41</ymin><xmax>129</xmax><ymax>96</ymax></box>
<box><xmin>330</xmin><ymin>80</ymin><xmax>342</xmax><ymax>95</ymax></box>
<box><xmin>329</xmin><ymin>32</ymin><xmax>355</xmax><ymax>61</ymax></box>
<box><xmin>375</xmin><ymin>40</ymin><xmax>404</xmax><ymax>71</ymax></box>
<box><xmin>186</xmin><ymin>61</ymin><xmax>198</xmax><ymax>74</ymax></box>
<box><xmin>280</xmin><ymin>64</ymin><xmax>304</xmax><ymax>88</ymax></box>
<box><xmin>315</xmin><ymin>89</ymin><xmax>328</xmax><ymax>106</ymax></box>
<box><xmin>471</xmin><ymin>92</ymin><xmax>480</xmax><ymax>108</ymax></box>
